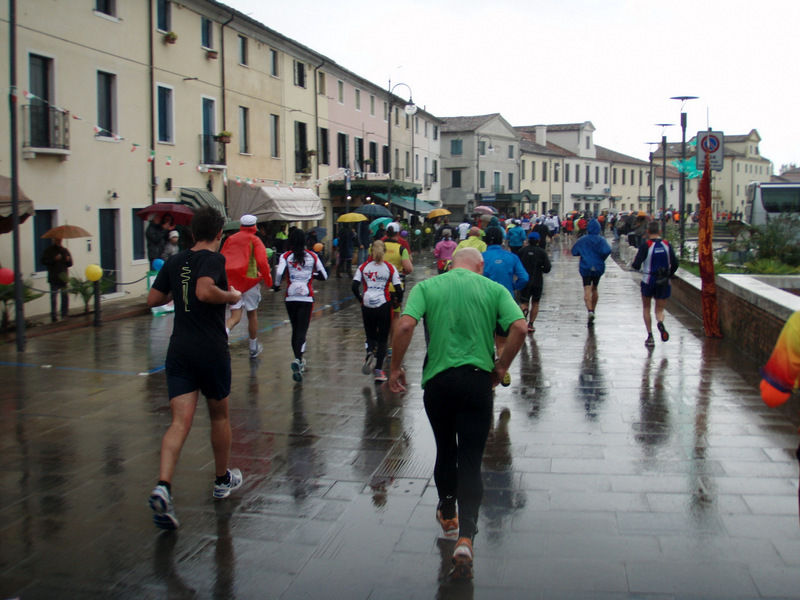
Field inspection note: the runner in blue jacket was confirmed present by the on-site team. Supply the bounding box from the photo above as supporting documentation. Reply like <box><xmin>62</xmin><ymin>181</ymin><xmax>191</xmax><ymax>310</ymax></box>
<box><xmin>482</xmin><ymin>226</ymin><xmax>528</xmax><ymax>386</ymax></box>
<box><xmin>570</xmin><ymin>218</ymin><xmax>611</xmax><ymax>327</ymax></box>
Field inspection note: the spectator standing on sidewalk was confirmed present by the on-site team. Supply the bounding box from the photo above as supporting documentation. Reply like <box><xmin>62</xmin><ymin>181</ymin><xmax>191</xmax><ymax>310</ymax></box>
<box><xmin>356</xmin><ymin>219</ymin><xmax>371</xmax><ymax>266</ymax></box>
<box><xmin>220</xmin><ymin>214</ymin><xmax>273</xmax><ymax>358</ymax></box>
<box><xmin>630</xmin><ymin>221</ymin><xmax>679</xmax><ymax>347</ymax></box>
<box><xmin>274</xmin><ymin>228</ymin><xmax>328</xmax><ymax>382</ymax></box>
<box><xmin>161</xmin><ymin>229</ymin><xmax>181</xmax><ymax>262</ymax></box>
<box><xmin>147</xmin><ymin>206</ymin><xmax>244</xmax><ymax>530</ymax></box>
<box><xmin>388</xmin><ymin>247</ymin><xmax>526</xmax><ymax>580</ymax></box>
<box><xmin>570</xmin><ymin>218</ymin><xmax>612</xmax><ymax>327</ymax></box>
<box><xmin>40</xmin><ymin>237</ymin><xmax>73</xmax><ymax>322</ymax></box>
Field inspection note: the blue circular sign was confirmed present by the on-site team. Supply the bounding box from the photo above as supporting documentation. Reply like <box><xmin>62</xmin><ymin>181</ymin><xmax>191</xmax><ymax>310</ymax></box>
<box><xmin>701</xmin><ymin>135</ymin><xmax>720</xmax><ymax>153</ymax></box>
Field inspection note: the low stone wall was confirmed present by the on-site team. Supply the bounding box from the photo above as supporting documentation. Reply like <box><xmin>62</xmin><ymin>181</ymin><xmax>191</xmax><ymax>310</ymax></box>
<box><xmin>671</xmin><ymin>269</ymin><xmax>800</xmax><ymax>365</ymax></box>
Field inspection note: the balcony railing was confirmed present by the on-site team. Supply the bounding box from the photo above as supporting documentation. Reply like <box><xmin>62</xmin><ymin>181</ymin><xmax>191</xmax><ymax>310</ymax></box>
<box><xmin>199</xmin><ymin>134</ymin><xmax>226</xmax><ymax>166</ymax></box>
<box><xmin>22</xmin><ymin>105</ymin><xmax>70</xmax><ymax>151</ymax></box>
<box><xmin>491</xmin><ymin>185</ymin><xmax>505</xmax><ymax>193</ymax></box>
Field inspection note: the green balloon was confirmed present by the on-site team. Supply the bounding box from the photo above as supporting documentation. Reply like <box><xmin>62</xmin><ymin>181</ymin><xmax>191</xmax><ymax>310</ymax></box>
<box><xmin>267</xmin><ymin>247</ymin><xmax>274</xmax><ymax>258</ymax></box>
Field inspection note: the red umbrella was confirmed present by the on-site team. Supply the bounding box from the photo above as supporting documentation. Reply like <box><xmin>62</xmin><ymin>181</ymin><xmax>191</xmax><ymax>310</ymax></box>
<box><xmin>137</xmin><ymin>202</ymin><xmax>195</xmax><ymax>226</ymax></box>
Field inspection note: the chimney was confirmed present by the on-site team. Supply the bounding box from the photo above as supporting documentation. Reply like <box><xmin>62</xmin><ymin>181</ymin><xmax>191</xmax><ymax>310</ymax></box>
<box><xmin>535</xmin><ymin>125</ymin><xmax>547</xmax><ymax>146</ymax></box>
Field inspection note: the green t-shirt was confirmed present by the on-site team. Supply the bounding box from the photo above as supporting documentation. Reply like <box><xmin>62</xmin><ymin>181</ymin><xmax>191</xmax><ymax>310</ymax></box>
<box><xmin>403</xmin><ymin>268</ymin><xmax>524</xmax><ymax>388</ymax></box>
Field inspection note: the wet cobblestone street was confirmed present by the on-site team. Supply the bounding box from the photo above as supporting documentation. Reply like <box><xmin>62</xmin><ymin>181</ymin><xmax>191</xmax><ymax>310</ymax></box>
<box><xmin>2</xmin><ymin>241</ymin><xmax>800</xmax><ymax>599</ymax></box>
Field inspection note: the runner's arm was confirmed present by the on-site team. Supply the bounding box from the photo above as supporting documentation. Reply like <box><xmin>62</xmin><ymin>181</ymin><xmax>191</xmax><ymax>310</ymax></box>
<box><xmin>196</xmin><ymin>276</ymin><xmax>241</xmax><ymax>305</ymax></box>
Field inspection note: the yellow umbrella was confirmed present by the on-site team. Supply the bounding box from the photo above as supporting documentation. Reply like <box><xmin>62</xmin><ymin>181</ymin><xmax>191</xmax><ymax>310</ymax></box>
<box><xmin>427</xmin><ymin>208</ymin><xmax>451</xmax><ymax>219</ymax></box>
<box><xmin>337</xmin><ymin>212</ymin><xmax>368</xmax><ymax>223</ymax></box>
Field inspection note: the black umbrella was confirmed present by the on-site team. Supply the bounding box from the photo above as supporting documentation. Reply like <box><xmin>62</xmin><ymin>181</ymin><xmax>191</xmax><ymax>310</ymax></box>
<box><xmin>354</xmin><ymin>204</ymin><xmax>393</xmax><ymax>218</ymax></box>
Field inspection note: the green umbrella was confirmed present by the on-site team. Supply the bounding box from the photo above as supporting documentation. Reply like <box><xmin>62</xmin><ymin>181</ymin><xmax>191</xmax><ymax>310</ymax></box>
<box><xmin>369</xmin><ymin>217</ymin><xmax>392</xmax><ymax>234</ymax></box>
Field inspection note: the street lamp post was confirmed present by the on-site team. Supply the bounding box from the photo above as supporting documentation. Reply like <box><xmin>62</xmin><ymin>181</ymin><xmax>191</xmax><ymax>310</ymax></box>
<box><xmin>670</xmin><ymin>96</ymin><xmax>698</xmax><ymax>256</ymax></box>
<box><xmin>475</xmin><ymin>134</ymin><xmax>493</xmax><ymax>210</ymax></box>
<box><xmin>655</xmin><ymin>124</ymin><xmax>674</xmax><ymax>236</ymax></box>
<box><xmin>386</xmin><ymin>80</ymin><xmax>416</xmax><ymax>212</ymax></box>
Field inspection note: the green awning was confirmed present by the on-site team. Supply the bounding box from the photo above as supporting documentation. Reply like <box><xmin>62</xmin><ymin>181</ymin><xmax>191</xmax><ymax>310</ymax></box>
<box><xmin>179</xmin><ymin>188</ymin><xmax>227</xmax><ymax>219</ymax></box>
<box><xmin>373</xmin><ymin>193</ymin><xmax>437</xmax><ymax>214</ymax></box>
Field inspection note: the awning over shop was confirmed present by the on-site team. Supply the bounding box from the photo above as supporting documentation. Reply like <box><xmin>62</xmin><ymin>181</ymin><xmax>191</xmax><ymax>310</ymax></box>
<box><xmin>0</xmin><ymin>175</ymin><xmax>35</xmax><ymax>234</ymax></box>
<box><xmin>373</xmin><ymin>193</ymin><xmax>437</xmax><ymax>214</ymax></box>
<box><xmin>227</xmin><ymin>184</ymin><xmax>324</xmax><ymax>222</ymax></box>
<box><xmin>179</xmin><ymin>188</ymin><xmax>227</xmax><ymax>218</ymax></box>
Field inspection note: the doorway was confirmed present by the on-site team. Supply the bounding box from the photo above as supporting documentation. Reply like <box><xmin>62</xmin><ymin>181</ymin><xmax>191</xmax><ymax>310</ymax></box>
<box><xmin>99</xmin><ymin>208</ymin><xmax>119</xmax><ymax>293</ymax></box>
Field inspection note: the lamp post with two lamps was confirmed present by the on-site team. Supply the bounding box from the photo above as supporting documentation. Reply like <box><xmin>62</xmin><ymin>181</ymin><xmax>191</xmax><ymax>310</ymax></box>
<box><xmin>670</xmin><ymin>95</ymin><xmax>698</xmax><ymax>255</ymax></box>
<box><xmin>475</xmin><ymin>135</ymin><xmax>493</xmax><ymax>207</ymax></box>
<box><xmin>386</xmin><ymin>80</ymin><xmax>416</xmax><ymax>209</ymax></box>
<box><xmin>655</xmin><ymin>123</ymin><xmax>674</xmax><ymax>234</ymax></box>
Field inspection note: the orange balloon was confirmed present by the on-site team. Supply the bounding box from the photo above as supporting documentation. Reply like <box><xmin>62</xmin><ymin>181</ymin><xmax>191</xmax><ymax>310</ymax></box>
<box><xmin>761</xmin><ymin>379</ymin><xmax>791</xmax><ymax>408</ymax></box>
<box><xmin>313</xmin><ymin>242</ymin><xmax>323</xmax><ymax>252</ymax></box>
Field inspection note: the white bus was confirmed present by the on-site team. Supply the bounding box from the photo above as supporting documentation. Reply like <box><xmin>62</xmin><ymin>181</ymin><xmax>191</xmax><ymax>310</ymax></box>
<box><xmin>745</xmin><ymin>181</ymin><xmax>800</xmax><ymax>226</ymax></box>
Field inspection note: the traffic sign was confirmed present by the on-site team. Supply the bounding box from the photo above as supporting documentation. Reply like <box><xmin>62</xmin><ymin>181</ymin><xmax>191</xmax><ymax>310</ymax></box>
<box><xmin>696</xmin><ymin>131</ymin><xmax>724</xmax><ymax>172</ymax></box>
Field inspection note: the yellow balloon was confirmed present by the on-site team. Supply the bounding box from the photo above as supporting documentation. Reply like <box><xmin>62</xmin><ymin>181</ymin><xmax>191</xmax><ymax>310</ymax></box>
<box><xmin>85</xmin><ymin>264</ymin><xmax>103</xmax><ymax>282</ymax></box>
<box><xmin>424</xmin><ymin>228</ymin><xmax>431</xmax><ymax>234</ymax></box>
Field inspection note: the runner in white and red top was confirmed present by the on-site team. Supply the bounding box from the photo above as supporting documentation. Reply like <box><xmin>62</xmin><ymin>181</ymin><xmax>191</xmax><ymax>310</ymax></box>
<box><xmin>352</xmin><ymin>240</ymin><xmax>403</xmax><ymax>382</ymax></box>
<box><xmin>274</xmin><ymin>228</ymin><xmax>328</xmax><ymax>382</ymax></box>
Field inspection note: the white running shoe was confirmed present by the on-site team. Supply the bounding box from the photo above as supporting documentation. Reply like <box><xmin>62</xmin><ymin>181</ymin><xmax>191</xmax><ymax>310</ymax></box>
<box><xmin>213</xmin><ymin>468</ymin><xmax>243</xmax><ymax>499</ymax></box>
<box><xmin>149</xmin><ymin>484</ymin><xmax>179</xmax><ymax>530</ymax></box>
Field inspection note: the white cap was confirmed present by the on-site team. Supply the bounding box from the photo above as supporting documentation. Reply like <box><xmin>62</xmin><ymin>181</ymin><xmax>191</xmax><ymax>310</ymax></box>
<box><xmin>240</xmin><ymin>214</ymin><xmax>257</xmax><ymax>226</ymax></box>
<box><xmin>168</xmin><ymin>230</ymin><xmax>180</xmax><ymax>238</ymax></box>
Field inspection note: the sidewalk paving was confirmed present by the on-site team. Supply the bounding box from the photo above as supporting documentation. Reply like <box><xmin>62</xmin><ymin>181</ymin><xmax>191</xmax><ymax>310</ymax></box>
<box><xmin>1</xmin><ymin>242</ymin><xmax>800</xmax><ymax>599</ymax></box>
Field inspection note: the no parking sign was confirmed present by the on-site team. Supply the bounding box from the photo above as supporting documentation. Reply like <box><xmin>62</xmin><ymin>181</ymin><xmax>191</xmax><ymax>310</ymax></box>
<box><xmin>696</xmin><ymin>131</ymin><xmax>724</xmax><ymax>171</ymax></box>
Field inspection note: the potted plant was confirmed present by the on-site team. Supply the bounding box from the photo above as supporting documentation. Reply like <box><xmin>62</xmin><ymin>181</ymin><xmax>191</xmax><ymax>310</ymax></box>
<box><xmin>215</xmin><ymin>131</ymin><xmax>232</xmax><ymax>143</ymax></box>
<box><xmin>306</xmin><ymin>149</ymin><xmax>317</xmax><ymax>157</ymax></box>
<box><xmin>206</xmin><ymin>49</ymin><xmax>219</xmax><ymax>59</ymax></box>
<box><xmin>163</xmin><ymin>31</ymin><xmax>178</xmax><ymax>44</ymax></box>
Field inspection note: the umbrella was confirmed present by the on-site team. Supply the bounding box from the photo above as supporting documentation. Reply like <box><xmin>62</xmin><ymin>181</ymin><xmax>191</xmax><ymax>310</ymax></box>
<box><xmin>307</xmin><ymin>226</ymin><xmax>327</xmax><ymax>240</ymax></box>
<box><xmin>427</xmin><ymin>208</ymin><xmax>451</xmax><ymax>219</ymax></box>
<box><xmin>354</xmin><ymin>204</ymin><xmax>393</xmax><ymax>218</ymax></box>
<box><xmin>41</xmin><ymin>224</ymin><xmax>92</xmax><ymax>239</ymax></box>
<box><xmin>474</xmin><ymin>205</ymin><xmax>497</xmax><ymax>215</ymax></box>
<box><xmin>137</xmin><ymin>202</ymin><xmax>195</xmax><ymax>226</ymax></box>
<box><xmin>369</xmin><ymin>217</ymin><xmax>392</xmax><ymax>234</ymax></box>
<box><xmin>337</xmin><ymin>212</ymin><xmax>368</xmax><ymax>223</ymax></box>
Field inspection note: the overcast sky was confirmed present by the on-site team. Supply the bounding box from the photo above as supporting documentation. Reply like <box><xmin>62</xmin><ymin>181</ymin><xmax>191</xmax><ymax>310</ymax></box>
<box><xmin>223</xmin><ymin>0</ymin><xmax>798</xmax><ymax>171</ymax></box>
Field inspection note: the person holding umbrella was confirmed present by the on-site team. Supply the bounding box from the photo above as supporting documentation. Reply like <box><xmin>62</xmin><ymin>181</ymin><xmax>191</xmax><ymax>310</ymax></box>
<box><xmin>40</xmin><ymin>237</ymin><xmax>73</xmax><ymax>322</ymax></box>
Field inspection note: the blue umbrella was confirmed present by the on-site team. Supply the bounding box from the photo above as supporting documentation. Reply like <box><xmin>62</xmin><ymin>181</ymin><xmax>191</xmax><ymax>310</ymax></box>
<box><xmin>355</xmin><ymin>203</ymin><xmax>393</xmax><ymax>218</ymax></box>
<box><xmin>308</xmin><ymin>226</ymin><xmax>327</xmax><ymax>240</ymax></box>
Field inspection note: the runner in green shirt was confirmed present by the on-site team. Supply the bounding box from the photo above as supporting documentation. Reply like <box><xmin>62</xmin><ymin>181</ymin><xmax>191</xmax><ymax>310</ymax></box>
<box><xmin>388</xmin><ymin>247</ymin><xmax>526</xmax><ymax>580</ymax></box>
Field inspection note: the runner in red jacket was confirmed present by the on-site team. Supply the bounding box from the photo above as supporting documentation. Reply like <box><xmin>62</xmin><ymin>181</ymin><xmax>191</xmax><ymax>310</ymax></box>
<box><xmin>220</xmin><ymin>214</ymin><xmax>273</xmax><ymax>358</ymax></box>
